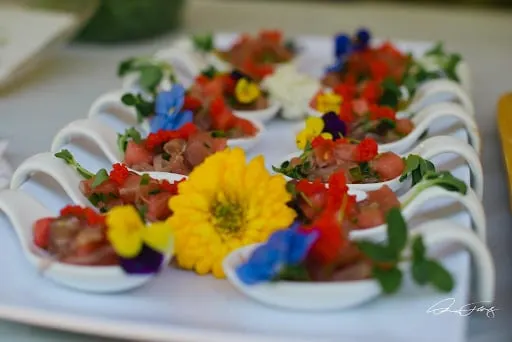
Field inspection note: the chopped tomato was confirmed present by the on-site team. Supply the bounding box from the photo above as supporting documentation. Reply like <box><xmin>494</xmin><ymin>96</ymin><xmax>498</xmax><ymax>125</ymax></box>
<box><xmin>33</xmin><ymin>217</ymin><xmax>53</xmax><ymax>249</ymax></box>
<box><xmin>369</xmin><ymin>152</ymin><xmax>405</xmax><ymax>181</ymax></box>
<box><xmin>124</xmin><ymin>141</ymin><xmax>153</xmax><ymax>166</ymax></box>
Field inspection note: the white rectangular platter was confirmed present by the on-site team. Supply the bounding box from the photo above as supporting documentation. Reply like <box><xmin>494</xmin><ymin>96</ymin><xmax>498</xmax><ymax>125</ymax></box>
<box><xmin>0</xmin><ymin>35</ymin><xmax>476</xmax><ymax>342</ymax></box>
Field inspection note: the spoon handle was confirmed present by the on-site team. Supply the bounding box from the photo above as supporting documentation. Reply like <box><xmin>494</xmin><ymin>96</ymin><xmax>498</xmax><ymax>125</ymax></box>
<box><xmin>410</xmin><ymin>78</ymin><xmax>473</xmax><ymax>116</ymax></box>
<box><xmin>88</xmin><ymin>89</ymin><xmax>138</xmax><ymax>125</ymax></box>
<box><xmin>409</xmin><ymin>220</ymin><xmax>494</xmax><ymax>303</ymax></box>
<box><xmin>51</xmin><ymin>118</ymin><xmax>122</xmax><ymax>164</ymax></box>
<box><xmin>412</xmin><ymin>102</ymin><xmax>480</xmax><ymax>154</ymax></box>
<box><xmin>408</xmin><ymin>135</ymin><xmax>483</xmax><ymax>200</ymax></box>
<box><xmin>154</xmin><ymin>47</ymin><xmax>203</xmax><ymax>86</ymax></box>
<box><xmin>10</xmin><ymin>152</ymin><xmax>91</xmax><ymax>207</ymax></box>
<box><xmin>0</xmin><ymin>189</ymin><xmax>53</xmax><ymax>261</ymax></box>
<box><xmin>400</xmin><ymin>186</ymin><xmax>486</xmax><ymax>243</ymax></box>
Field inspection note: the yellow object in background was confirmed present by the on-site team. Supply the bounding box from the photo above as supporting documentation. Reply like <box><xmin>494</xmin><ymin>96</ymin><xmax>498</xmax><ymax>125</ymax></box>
<box><xmin>497</xmin><ymin>93</ymin><xmax>512</xmax><ymax>210</ymax></box>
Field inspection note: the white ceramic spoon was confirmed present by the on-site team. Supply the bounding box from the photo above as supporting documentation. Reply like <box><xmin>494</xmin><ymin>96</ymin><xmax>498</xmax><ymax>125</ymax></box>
<box><xmin>10</xmin><ymin>152</ymin><xmax>187</xmax><ymax>208</ymax></box>
<box><xmin>306</xmin><ymin>101</ymin><xmax>480</xmax><ymax>154</ymax></box>
<box><xmin>350</xmin><ymin>185</ymin><xmax>485</xmax><ymax>243</ymax></box>
<box><xmin>277</xmin><ymin>135</ymin><xmax>483</xmax><ymax>199</ymax></box>
<box><xmin>87</xmin><ymin>95</ymin><xmax>265</xmax><ymax>152</ymax></box>
<box><xmin>0</xmin><ymin>189</ymin><xmax>173</xmax><ymax>293</ymax></box>
<box><xmin>223</xmin><ymin>219</ymin><xmax>494</xmax><ymax>311</ymax></box>
<box><xmin>232</xmin><ymin>98</ymin><xmax>282</xmax><ymax>123</ymax></box>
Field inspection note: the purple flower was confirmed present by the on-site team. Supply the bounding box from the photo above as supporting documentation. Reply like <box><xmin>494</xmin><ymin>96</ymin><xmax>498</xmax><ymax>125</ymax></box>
<box><xmin>322</xmin><ymin>111</ymin><xmax>347</xmax><ymax>139</ymax></box>
<box><xmin>235</xmin><ymin>222</ymin><xmax>318</xmax><ymax>285</ymax></box>
<box><xmin>119</xmin><ymin>245</ymin><xmax>164</xmax><ymax>275</ymax></box>
<box><xmin>353</xmin><ymin>28</ymin><xmax>371</xmax><ymax>51</ymax></box>
<box><xmin>150</xmin><ymin>84</ymin><xmax>193</xmax><ymax>133</ymax></box>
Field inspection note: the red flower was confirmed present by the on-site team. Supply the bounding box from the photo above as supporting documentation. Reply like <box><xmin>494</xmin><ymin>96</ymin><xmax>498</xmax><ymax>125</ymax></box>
<box><xmin>145</xmin><ymin>124</ymin><xmax>198</xmax><ymax>151</ymax></box>
<box><xmin>160</xmin><ymin>178</ymin><xmax>185</xmax><ymax>194</ymax></box>
<box><xmin>354</xmin><ymin>137</ymin><xmax>378</xmax><ymax>162</ymax></box>
<box><xmin>339</xmin><ymin>101</ymin><xmax>355</xmax><ymax>123</ymax></box>
<box><xmin>109</xmin><ymin>163</ymin><xmax>129</xmax><ymax>186</ymax></box>
<box><xmin>183</xmin><ymin>95</ymin><xmax>202</xmax><ymax>112</ymax></box>
<box><xmin>332</xmin><ymin>83</ymin><xmax>357</xmax><ymax>101</ymax></box>
<box><xmin>370</xmin><ymin>60</ymin><xmax>389</xmax><ymax>81</ymax></box>
<box><xmin>60</xmin><ymin>205</ymin><xmax>105</xmax><ymax>226</ymax></box>
<box><xmin>303</xmin><ymin>210</ymin><xmax>344</xmax><ymax>264</ymax></box>
<box><xmin>360</xmin><ymin>81</ymin><xmax>382</xmax><ymax>103</ymax></box>
<box><xmin>296</xmin><ymin>179</ymin><xmax>326</xmax><ymax>197</ymax></box>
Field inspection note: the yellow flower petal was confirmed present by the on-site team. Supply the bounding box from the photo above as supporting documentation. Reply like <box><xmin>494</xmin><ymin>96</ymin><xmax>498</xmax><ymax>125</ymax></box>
<box><xmin>235</xmin><ymin>78</ymin><xmax>261</xmax><ymax>104</ymax></box>
<box><xmin>105</xmin><ymin>206</ymin><xmax>144</xmax><ymax>258</ymax></box>
<box><xmin>305</xmin><ymin>116</ymin><xmax>325</xmax><ymax>135</ymax></box>
<box><xmin>316</xmin><ymin>92</ymin><xmax>342</xmax><ymax>114</ymax></box>
<box><xmin>296</xmin><ymin>129</ymin><xmax>311</xmax><ymax>150</ymax></box>
<box><xmin>320</xmin><ymin>132</ymin><xmax>333</xmax><ymax>140</ymax></box>
<box><xmin>143</xmin><ymin>222</ymin><xmax>174</xmax><ymax>254</ymax></box>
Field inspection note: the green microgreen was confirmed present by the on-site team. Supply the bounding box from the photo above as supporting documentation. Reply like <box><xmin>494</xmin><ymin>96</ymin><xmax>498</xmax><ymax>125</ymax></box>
<box><xmin>54</xmin><ymin>149</ymin><xmax>94</xmax><ymax>179</ymax></box>
<box><xmin>117</xmin><ymin>127</ymin><xmax>142</xmax><ymax>153</ymax></box>
<box><xmin>121</xmin><ymin>92</ymin><xmax>155</xmax><ymax>123</ymax></box>
<box><xmin>118</xmin><ymin>57</ymin><xmax>175</xmax><ymax>94</ymax></box>
<box><xmin>192</xmin><ymin>33</ymin><xmax>214</xmax><ymax>52</ymax></box>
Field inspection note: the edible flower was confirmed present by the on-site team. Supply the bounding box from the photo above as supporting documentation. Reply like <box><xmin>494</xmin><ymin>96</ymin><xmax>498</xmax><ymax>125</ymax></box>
<box><xmin>322</xmin><ymin>111</ymin><xmax>347</xmax><ymax>138</ymax></box>
<box><xmin>106</xmin><ymin>205</ymin><xmax>174</xmax><ymax>274</ymax></box>
<box><xmin>334</xmin><ymin>33</ymin><xmax>352</xmax><ymax>59</ymax></box>
<box><xmin>315</xmin><ymin>92</ymin><xmax>342</xmax><ymax>114</ymax></box>
<box><xmin>235</xmin><ymin>78</ymin><xmax>261</xmax><ymax>104</ymax></box>
<box><xmin>354</xmin><ymin>137</ymin><xmax>379</xmax><ymax>162</ymax></box>
<box><xmin>167</xmin><ymin>148</ymin><xmax>296</xmax><ymax>278</ymax></box>
<box><xmin>296</xmin><ymin>117</ymin><xmax>332</xmax><ymax>150</ymax></box>
<box><xmin>236</xmin><ymin>222</ymin><xmax>318</xmax><ymax>285</ymax></box>
<box><xmin>150</xmin><ymin>84</ymin><xmax>194</xmax><ymax>133</ymax></box>
<box><xmin>353</xmin><ymin>28</ymin><xmax>371</xmax><ymax>51</ymax></box>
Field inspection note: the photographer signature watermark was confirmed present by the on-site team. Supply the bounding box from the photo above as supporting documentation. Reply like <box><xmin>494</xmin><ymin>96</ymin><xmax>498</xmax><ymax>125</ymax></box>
<box><xmin>427</xmin><ymin>298</ymin><xmax>499</xmax><ymax>318</ymax></box>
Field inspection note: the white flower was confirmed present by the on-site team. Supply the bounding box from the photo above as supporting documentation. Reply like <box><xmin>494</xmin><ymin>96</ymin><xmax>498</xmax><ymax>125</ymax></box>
<box><xmin>262</xmin><ymin>64</ymin><xmax>321</xmax><ymax>120</ymax></box>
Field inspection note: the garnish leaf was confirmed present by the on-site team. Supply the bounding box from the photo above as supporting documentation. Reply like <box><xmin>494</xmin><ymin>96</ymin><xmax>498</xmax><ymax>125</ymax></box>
<box><xmin>399</xmin><ymin>154</ymin><xmax>436</xmax><ymax>186</ymax></box>
<box><xmin>274</xmin><ymin>264</ymin><xmax>310</xmax><ymax>282</ymax></box>
<box><xmin>138</xmin><ymin>65</ymin><xmax>163</xmax><ymax>92</ymax></box>
<box><xmin>411</xmin><ymin>259</ymin><xmax>430</xmax><ymax>286</ymax></box>
<box><xmin>91</xmin><ymin>169</ymin><xmax>109</xmax><ymax>189</ymax></box>
<box><xmin>425</xmin><ymin>42</ymin><xmax>444</xmax><ymax>56</ymax></box>
<box><xmin>54</xmin><ymin>150</ymin><xmax>94</xmax><ymax>179</ymax></box>
<box><xmin>426</xmin><ymin>260</ymin><xmax>455</xmax><ymax>292</ymax></box>
<box><xmin>379</xmin><ymin>78</ymin><xmax>402</xmax><ymax>108</ymax></box>
<box><xmin>372</xmin><ymin>266</ymin><xmax>403</xmax><ymax>294</ymax></box>
<box><xmin>356</xmin><ymin>241</ymin><xmax>398</xmax><ymax>263</ymax></box>
<box><xmin>117</xmin><ymin>127</ymin><xmax>142</xmax><ymax>153</ymax></box>
<box><xmin>411</xmin><ymin>235</ymin><xmax>426</xmax><ymax>261</ymax></box>
<box><xmin>121</xmin><ymin>93</ymin><xmax>137</xmax><ymax>106</ymax></box>
<box><xmin>386</xmin><ymin>207</ymin><xmax>408</xmax><ymax>254</ymax></box>
<box><xmin>118</xmin><ymin>58</ymin><xmax>136</xmax><ymax>76</ymax></box>
<box><xmin>140</xmin><ymin>173</ymin><xmax>150</xmax><ymax>186</ymax></box>
<box><xmin>192</xmin><ymin>33</ymin><xmax>214</xmax><ymax>52</ymax></box>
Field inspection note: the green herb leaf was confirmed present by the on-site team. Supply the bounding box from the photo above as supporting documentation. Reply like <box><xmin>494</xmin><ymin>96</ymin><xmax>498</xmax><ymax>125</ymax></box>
<box><xmin>118</xmin><ymin>58</ymin><xmax>136</xmax><ymax>76</ymax></box>
<box><xmin>211</xmin><ymin>130</ymin><xmax>227</xmax><ymax>138</ymax></box>
<box><xmin>192</xmin><ymin>34</ymin><xmax>214</xmax><ymax>52</ymax></box>
<box><xmin>273</xmin><ymin>264</ymin><xmax>310</xmax><ymax>282</ymax></box>
<box><xmin>91</xmin><ymin>169</ymin><xmax>109</xmax><ymax>189</ymax></box>
<box><xmin>411</xmin><ymin>258</ymin><xmax>430</xmax><ymax>286</ymax></box>
<box><xmin>54</xmin><ymin>149</ymin><xmax>94</xmax><ymax>179</ymax></box>
<box><xmin>88</xmin><ymin>193</ymin><xmax>106</xmax><ymax>207</ymax></box>
<box><xmin>426</xmin><ymin>260</ymin><xmax>455</xmax><ymax>292</ymax></box>
<box><xmin>201</xmin><ymin>65</ymin><xmax>218</xmax><ymax>79</ymax></box>
<box><xmin>139</xmin><ymin>66</ymin><xmax>163</xmax><ymax>92</ymax></box>
<box><xmin>356</xmin><ymin>241</ymin><xmax>398</xmax><ymax>263</ymax></box>
<box><xmin>426</xmin><ymin>42</ymin><xmax>444</xmax><ymax>56</ymax></box>
<box><xmin>117</xmin><ymin>127</ymin><xmax>142</xmax><ymax>153</ymax></box>
<box><xmin>411</xmin><ymin>235</ymin><xmax>426</xmax><ymax>261</ymax></box>
<box><xmin>379</xmin><ymin>77</ymin><xmax>402</xmax><ymax>108</ymax></box>
<box><xmin>137</xmin><ymin>204</ymin><xmax>148</xmax><ymax>221</ymax></box>
<box><xmin>121</xmin><ymin>93</ymin><xmax>137</xmax><ymax>106</ymax></box>
<box><xmin>372</xmin><ymin>266</ymin><xmax>403</xmax><ymax>294</ymax></box>
<box><xmin>386</xmin><ymin>208</ymin><xmax>408</xmax><ymax>253</ymax></box>
<box><xmin>140</xmin><ymin>173</ymin><xmax>150</xmax><ymax>186</ymax></box>
<box><xmin>399</xmin><ymin>154</ymin><xmax>436</xmax><ymax>186</ymax></box>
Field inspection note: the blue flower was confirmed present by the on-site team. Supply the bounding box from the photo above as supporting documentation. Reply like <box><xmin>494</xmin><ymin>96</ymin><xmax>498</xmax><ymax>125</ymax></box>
<box><xmin>334</xmin><ymin>34</ymin><xmax>352</xmax><ymax>58</ymax></box>
<box><xmin>353</xmin><ymin>28</ymin><xmax>371</xmax><ymax>51</ymax></box>
<box><xmin>235</xmin><ymin>222</ymin><xmax>318</xmax><ymax>285</ymax></box>
<box><xmin>322</xmin><ymin>111</ymin><xmax>347</xmax><ymax>139</ymax></box>
<box><xmin>149</xmin><ymin>84</ymin><xmax>194</xmax><ymax>133</ymax></box>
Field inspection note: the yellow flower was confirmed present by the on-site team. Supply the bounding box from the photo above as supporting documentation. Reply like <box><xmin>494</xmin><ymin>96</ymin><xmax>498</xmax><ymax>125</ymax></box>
<box><xmin>167</xmin><ymin>148</ymin><xmax>296</xmax><ymax>278</ymax></box>
<box><xmin>235</xmin><ymin>78</ymin><xmax>261</xmax><ymax>104</ymax></box>
<box><xmin>316</xmin><ymin>92</ymin><xmax>342</xmax><ymax>114</ymax></box>
<box><xmin>106</xmin><ymin>206</ymin><xmax>174</xmax><ymax>258</ymax></box>
<box><xmin>296</xmin><ymin>116</ymin><xmax>333</xmax><ymax>149</ymax></box>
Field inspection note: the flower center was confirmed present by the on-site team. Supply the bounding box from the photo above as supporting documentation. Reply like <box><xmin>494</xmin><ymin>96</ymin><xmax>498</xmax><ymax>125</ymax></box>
<box><xmin>212</xmin><ymin>201</ymin><xmax>244</xmax><ymax>235</ymax></box>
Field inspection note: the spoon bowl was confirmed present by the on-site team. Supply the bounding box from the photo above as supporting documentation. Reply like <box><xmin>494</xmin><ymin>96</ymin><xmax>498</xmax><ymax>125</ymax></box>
<box><xmin>0</xmin><ymin>190</ymin><xmax>172</xmax><ymax>293</ymax></box>
<box><xmin>223</xmin><ymin>219</ymin><xmax>494</xmax><ymax>311</ymax></box>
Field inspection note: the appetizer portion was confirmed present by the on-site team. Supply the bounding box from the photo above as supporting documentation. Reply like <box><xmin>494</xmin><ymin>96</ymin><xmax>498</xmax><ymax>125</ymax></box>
<box><xmin>209</xmin><ymin>30</ymin><xmax>296</xmax><ymax>81</ymax></box>
<box><xmin>55</xmin><ymin>150</ymin><xmax>185</xmax><ymax>220</ymax></box>
<box><xmin>33</xmin><ymin>205</ymin><xmax>173</xmax><ymax>274</ymax></box>
<box><xmin>189</xmin><ymin>68</ymin><xmax>270</xmax><ymax>112</ymax></box>
<box><xmin>117</xmin><ymin>124</ymin><xmax>227</xmax><ymax>174</ymax></box>
<box><xmin>274</xmin><ymin>133</ymin><xmax>405</xmax><ymax>183</ymax></box>
<box><xmin>310</xmin><ymin>85</ymin><xmax>415</xmax><ymax>143</ymax></box>
<box><xmin>122</xmin><ymin>84</ymin><xmax>259</xmax><ymax>139</ymax></box>
<box><xmin>236</xmin><ymin>171</ymin><xmax>455</xmax><ymax>293</ymax></box>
